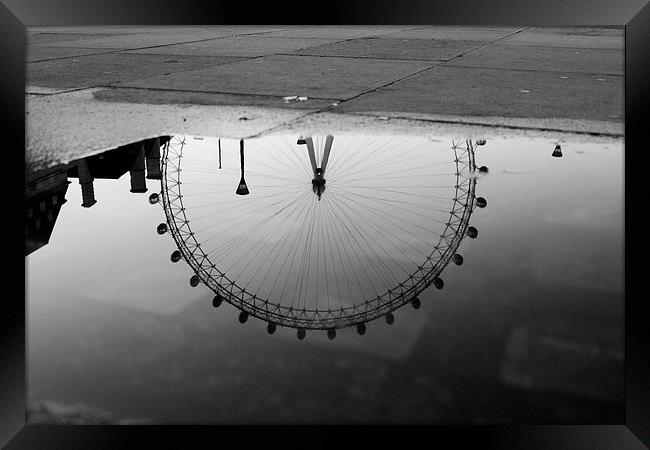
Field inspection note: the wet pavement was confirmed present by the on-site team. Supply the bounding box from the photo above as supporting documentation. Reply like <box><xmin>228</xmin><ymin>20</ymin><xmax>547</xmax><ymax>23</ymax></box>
<box><xmin>26</xmin><ymin>26</ymin><xmax>623</xmax><ymax>171</ymax></box>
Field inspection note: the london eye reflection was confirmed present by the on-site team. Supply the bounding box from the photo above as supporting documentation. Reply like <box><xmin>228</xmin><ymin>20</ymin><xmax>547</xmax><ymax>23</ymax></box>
<box><xmin>154</xmin><ymin>135</ymin><xmax>490</xmax><ymax>340</ymax></box>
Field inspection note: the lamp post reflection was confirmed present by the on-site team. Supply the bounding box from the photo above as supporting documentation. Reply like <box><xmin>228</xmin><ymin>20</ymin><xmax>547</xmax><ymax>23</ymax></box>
<box><xmin>236</xmin><ymin>139</ymin><xmax>250</xmax><ymax>196</ymax></box>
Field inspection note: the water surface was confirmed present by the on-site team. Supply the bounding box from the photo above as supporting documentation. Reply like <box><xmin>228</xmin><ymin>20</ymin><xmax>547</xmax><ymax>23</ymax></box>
<box><xmin>26</xmin><ymin>134</ymin><xmax>624</xmax><ymax>424</ymax></box>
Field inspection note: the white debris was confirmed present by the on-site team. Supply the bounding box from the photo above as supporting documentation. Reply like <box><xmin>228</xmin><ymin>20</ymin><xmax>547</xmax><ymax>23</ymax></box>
<box><xmin>519</xmin><ymin>89</ymin><xmax>531</xmax><ymax>93</ymax></box>
<box><xmin>283</xmin><ymin>96</ymin><xmax>309</xmax><ymax>103</ymax></box>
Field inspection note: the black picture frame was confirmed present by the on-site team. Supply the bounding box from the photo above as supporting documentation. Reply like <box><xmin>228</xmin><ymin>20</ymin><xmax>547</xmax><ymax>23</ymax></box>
<box><xmin>3</xmin><ymin>1</ymin><xmax>647</xmax><ymax>448</ymax></box>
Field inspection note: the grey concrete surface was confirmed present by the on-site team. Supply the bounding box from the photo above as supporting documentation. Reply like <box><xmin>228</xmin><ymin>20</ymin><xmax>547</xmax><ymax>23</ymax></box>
<box><xmin>372</xmin><ymin>26</ymin><xmax>524</xmax><ymax>41</ymax></box>
<box><xmin>114</xmin><ymin>54</ymin><xmax>435</xmax><ymax>100</ymax></box>
<box><xmin>28</xmin><ymin>33</ymin><xmax>124</xmax><ymax>46</ymax></box>
<box><xmin>28</xmin><ymin>27</ymin><xmax>287</xmax><ymax>49</ymax></box>
<box><xmin>123</xmin><ymin>36</ymin><xmax>344</xmax><ymax>58</ymax></box>
<box><xmin>499</xmin><ymin>26</ymin><xmax>624</xmax><ymax>49</ymax></box>
<box><xmin>446</xmin><ymin>45</ymin><xmax>624</xmax><ymax>75</ymax></box>
<box><xmin>292</xmin><ymin>38</ymin><xmax>487</xmax><ymax>61</ymax></box>
<box><xmin>240</xmin><ymin>25</ymin><xmax>423</xmax><ymax>39</ymax></box>
<box><xmin>25</xmin><ymin>26</ymin><xmax>625</xmax><ymax>169</ymax></box>
<box><xmin>336</xmin><ymin>66</ymin><xmax>623</xmax><ymax>122</ymax></box>
<box><xmin>28</xmin><ymin>53</ymin><xmax>244</xmax><ymax>89</ymax></box>
<box><xmin>27</xmin><ymin>46</ymin><xmax>122</xmax><ymax>63</ymax></box>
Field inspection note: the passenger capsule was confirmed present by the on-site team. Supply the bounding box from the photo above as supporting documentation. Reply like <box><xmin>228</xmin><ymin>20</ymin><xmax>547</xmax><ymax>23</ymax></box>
<box><xmin>190</xmin><ymin>275</ymin><xmax>200</xmax><ymax>287</ymax></box>
<box><xmin>433</xmin><ymin>277</ymin><xmax>444</xmax><ymax>289</ymax></box>
<box><xmin>478</xmin><ymin>166</ymin><xmax>489</xmax><ymax>174</ymax></box>
<box><xmin>212</xmin><ymin>295</ymin><xmax>222</xmax><ymax>308</ymax></box>
<box><xmin>385</xmin><ymin>313</ymin><xmax>395</xmax><ymax>325</ymax></box>
<box><xmin>267</xmin><ymin>322</ymin><xmax>277</xmax><ymax>335</ymax></box>
<box><xmin>238</xmin><ymin>311</ymin><xmax>249</xmax><ymax>324</ymax></box>
<box><xmin>356</xmin><ymin>323</ymin><xmax>367</xmax><ymax>335</ymax></box>
<box><xmin>552</xmin><ymin>145</ymin><xmax>563</xmax><ymax>158</ymax></box>
<box><xmin>411</xmin><ymin>297</ymin><xmax>421</xmax><ymax>309</ymax></box>
<box><xmin>467</xmin><ymin>226</ymin><xmax>478</xmax><ymax>239</ymax></box>
<box><xmin>476</xmin><ymin>197</ymin><xmax>487</xmax><ymax>208</ymax></box>
<box><xmin>327</xmin><ymin>328</ymin><xmax>336</xmax><ymax>340</ymax></box>
<box><xmin>148</xmin><ymin>193</ymin><xmax>160</xmax><ymax>204</ymax></box>
<box><xmin>297</xmin><ymin>328</ymin><xmax>306</xmax><ymax>340</ymax></box>
<box><xmin>452</xmin><ymin>254</ymin><xmax>464</xmax><ymax>265</ymax></box>
<box><xmin>476</xmin><ymin>139</ymin><xmax>487</xmax><ymax>146</ymax></box>
<box><xmin>157</xmin><ymin>223</ymin><xmax>168</xmax><ymax>234</ymax></box>
<box><xmin>170</xmin><ymin>250</ymin><xmax>182</xmax><ymax>263</ymax></box>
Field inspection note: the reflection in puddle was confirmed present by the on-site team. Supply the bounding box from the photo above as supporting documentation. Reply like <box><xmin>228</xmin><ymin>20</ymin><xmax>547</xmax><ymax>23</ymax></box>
<box><xmin>27</xmin><ymin>135</ymin><xmax>490</xmax><ymax>336</ymax></box>
<box><xmin>157</xmin><ymin>136</ymin><xmax>486</xmax><ymax>336</ymax></box>
<box><xmin>25</xmin><ymin>138</ymin><xmax>170</xmax><ymax>255</ymax></box>
<box><xmin>25</xmin><ymin>133</ymin><xmax>624</xmax><ymax>424</ymax></box>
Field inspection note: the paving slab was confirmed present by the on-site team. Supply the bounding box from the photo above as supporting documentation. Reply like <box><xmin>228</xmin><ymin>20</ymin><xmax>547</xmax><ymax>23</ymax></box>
<box><xmin>27</xmin><ymin>53</ymin><xmax>244</xmax><ymax>89</ymax></box>
<box><xmin>500</xmin><ymin>27</ymin><xmax>624</xmax><ymax>49</ymax></box>
<box><xmin>27</xmin><ymin>46</ymin><xmax>121</xmax><ymax>63</ymax></box>
<box><xmin>292</xmin><ymin>37</ymin><xmax>486</xmax><ymax>61</ymax></box>
<box><xmin>447</xmin><ymin>44</ymin><xmax>623</xmax><ymax>75</ymax></box>
<box><xmin>92</xmin><ymin>87</ymin><xmax>339</xmax><ymax>110</ymax></box>
<box><xmin>28</xmin><ymin>26</ymin><xmax>285</xmax><ymax>35</ymax></box>
<box><xmin>27</xmin><ymin>26</ymin><xmax>164</xmax><ymax>35</ymax></box>
<box><xmin>374</xmin><ymin>26</ymin><xmax>525</xmax><ymax>41</ymax></box>
<box><xmin>30</xmin><ymin>28</ymin><xmax>284</xmax><ymax>50</ymax></box>
<box><xmin>336</xmin><ymin>65</ymin><xmax>623</xmax><ymax>122</ymax></box>
<box><xmin>124</xmin><ymin>36</ymin><xmax>344</xmax><ymax>58</ymax></box>
<box><xmin>250</xmin><ymin>26</ymin><xmax>422</xmax><ymax>39</ymax></box>
<box><xmin>28</xmin><ymin>33</ymin><xmax>125</xmax><ymax>46</ymax></box>
<box><xmin>116</xmin><ymin>54</ymin><xmax>435</xmax><ymax>100</ymax></box>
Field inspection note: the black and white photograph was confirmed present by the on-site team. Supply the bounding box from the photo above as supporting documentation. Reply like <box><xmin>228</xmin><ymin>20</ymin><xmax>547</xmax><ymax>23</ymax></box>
<box><xmin>3</xmin><ymin>0</ymin><xmax>649</xmax><ymax>446</ymax></box>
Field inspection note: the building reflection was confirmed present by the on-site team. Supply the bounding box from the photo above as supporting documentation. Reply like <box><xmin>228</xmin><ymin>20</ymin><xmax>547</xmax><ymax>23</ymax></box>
<box><xmin>25</xmin><ymin>137</ymin><xmax>170</xmax><ymax>256</ymax></box>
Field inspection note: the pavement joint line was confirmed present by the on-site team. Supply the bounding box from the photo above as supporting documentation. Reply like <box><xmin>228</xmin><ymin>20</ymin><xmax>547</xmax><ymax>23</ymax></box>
<box><xmin>441</xmin><ymin>63</ymin><xmax>623</xmax><ymax>77</ymax></box>
<box><xmin>31</xmin><ymin>32</ymin><xmax>145</xmax><ymax>37</ymax></box>
<box><xmin>500</xmin><ymin>43</ymin><xmax>624</xmax><ymax>51</ymax></box>
<box><xmin>443</xmin><ymin>26</ymin><xmax>535</xmax><ymax>59</ymax></box>
<box><xmin>92</xmin><ymin>85</ymin><xmax>343</xmax><ymax>102</ymax></box>
<box><xmin>118</xmin><ymin>34</ymin><xmax>359</xmax><ymax>57</ymax></box>
<box><xmin>275</xmin><ymin>52</ymin><xmax>457</xmax><ymax>62</ymax></box>
<box><xmin>266</xmin><ymin>33</ymin><xmax>432</xmax><ymax>59</ymax></box>
<box><xmin>25</xmin><ymin>86</ymin><xmax>97</xmax><ymax>96</ymax></box>
<box><xmin>316</xmin><ymin>27</ymin><xmax>535</xmax><ymax>112</ymax></box>
<box><xmin>342</xmin><ymin>112</ymin><xmax>624</xmax><ymax>137</ymax></box>
<box><xmin>314</xmin><ymin>61</ymin><xmax>446</xmax><ymax>110</ymax></box>
<box><xmin>246</xmin><ymin>25</ymin><xmax>429</xmax><ymax>40</ymax></box>
<box><xmin>28</xmin><ymin>29</ymin><xmax>297</xmax><ymax>59</ymax></box>
<box><xmin>27</xmin><ymin>48</ymin><xmax>130</xmax><ymax>63</ymax></box>
<box><xmin>462</xmin><ymin>42</ymin><xmax>625</xmax><ymax>51</ymax></box>
<box><xmin>365</xmin><ymin>25</ymin><xmax>460</xmax><ymax>39</ymax></box>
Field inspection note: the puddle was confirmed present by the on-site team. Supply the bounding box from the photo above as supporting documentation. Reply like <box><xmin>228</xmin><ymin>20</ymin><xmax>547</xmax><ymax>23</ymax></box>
<box><xmin>25</xmin><ymin>133</ymin><xmax>624</xmax><ymax>424</ymax></box>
